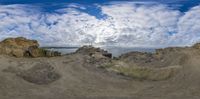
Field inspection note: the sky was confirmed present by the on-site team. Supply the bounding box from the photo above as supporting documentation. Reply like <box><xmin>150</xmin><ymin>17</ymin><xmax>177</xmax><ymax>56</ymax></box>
<box><xmin>0</xmin><ymin>0</ymin><xmax>200</xmax><ymax>47</ymax></box>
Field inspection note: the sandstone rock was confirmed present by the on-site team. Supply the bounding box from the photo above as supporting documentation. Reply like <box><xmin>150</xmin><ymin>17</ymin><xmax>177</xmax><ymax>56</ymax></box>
<box><xmin>0</xmin><ymin>37</ymin><xmax>61</xmax><ymax>57</ymax></box>
<box><xmin>28</xmin><ymin>47</ymin><xmax>46</xmax><ymax>57</ymax></box>
<box><xmin>0</xmin><ymin>37</ymin><xmax>39</xmax><ymax>49</ymax></box>
<box><xmin>193</xmin><ymin>43</ymin><xmax>200</xmax><ymax>49</ymax></box>
<box><xmin>11</xmin><ymin>48</ymin><xmax>25</xmax><ymax>57</ymax></box>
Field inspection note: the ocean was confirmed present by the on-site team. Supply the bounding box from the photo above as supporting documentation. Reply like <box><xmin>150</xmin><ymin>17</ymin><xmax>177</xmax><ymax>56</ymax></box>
<box><xmin>44</xmin><ymin>46</ymin><xmax>156</xmax><ymax>57</ymax></box>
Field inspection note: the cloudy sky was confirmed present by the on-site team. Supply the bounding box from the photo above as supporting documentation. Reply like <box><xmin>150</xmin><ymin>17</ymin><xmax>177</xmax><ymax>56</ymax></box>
<box><xmin>0</xmin><ymin>0</ymin><xmax>200</xmax><ymax>47</ymax></box>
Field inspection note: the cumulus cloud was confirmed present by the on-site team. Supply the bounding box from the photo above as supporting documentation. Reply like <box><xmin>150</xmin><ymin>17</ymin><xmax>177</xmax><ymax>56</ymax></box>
<box><xmin>171</xmin><ymin>6</ymin><xmax>200</xmax><ymax>46</ymax></box>
<box><xmin>0</xmin><ymin>2</ymin><xmax>200</xmax><ymax>47</ymax></box>
<box><xmin>100</xmin><ymin>3</ymin><xmax>181</xmax><ymax>46</ymax></box>
<box><xmin>0</xmin><ymin>4</ymin><xmax>97</xmax><ymax>46</ymax></box>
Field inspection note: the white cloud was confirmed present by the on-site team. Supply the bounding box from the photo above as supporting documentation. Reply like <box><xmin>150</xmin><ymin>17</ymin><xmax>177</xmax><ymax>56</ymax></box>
<box><xmin>100</xmin><ymin>3</ymin><xmax>181</xmax><ymax>47</ymax></box>
<box><xmin>171</xmin><ymin>6</ymin><xmax>200</xmax><ymax>46</ymax></box>
<box><xmin>0</xmin><ymin>3</ymin><xmax>200</xmax><ymax>47</ymax></box>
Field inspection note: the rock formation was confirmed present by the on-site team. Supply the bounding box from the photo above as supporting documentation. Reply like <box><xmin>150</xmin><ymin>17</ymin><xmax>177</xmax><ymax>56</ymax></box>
<box><xmin>0</xmin><ymin>37</ymin><xmax>61</xmax><ymax>57</ymax></box>
<box><xmin>75</xmin><ymin>46</ymin><xmax>112</xmax><ymax>68</ymax></box>
<box><xmin>100</xmin><ymin>46</ymin><xmax>190</xmax><ymax>81</ymax></box>
<box><xmin>17</xmin><ymin>63</ymin><xmax>61</xmax><ymax>85</ymax></box>
<box><xmin>192</xmin><ymin>43</ymin><xmax>200</xmax><ymax>49</ymax></box>
<box><xmin>75</xmin><ymin>45</ymin><xmax>112</xmax><ymax>58</ymax></box>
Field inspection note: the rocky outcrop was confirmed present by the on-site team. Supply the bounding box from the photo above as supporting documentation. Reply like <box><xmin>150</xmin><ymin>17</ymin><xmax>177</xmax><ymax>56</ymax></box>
<box><xmin>117</xmin><ymin>47</ymin><xmax>186</xmax><ymax>67</ymax></box>
<box><xmin>75</xmin><ymin>46</ymin><xmax>112</xmax><ymax>68</ymax></box>
<box><xmin>192</xmin><ymin>43</ymin><xmax>200</xmax><ymax>49</ymax></box>
<box><xmin>102</xmin><ymin>46</ymin><xmax>190</xmax><ymax>81</ymax></box>
<box><xmin>75</xmin><ymin>45</ymin><xmax>112</xmax><ymax>58</ymax></box>
<box><xmin>105</xmin><ymin>62</ymin><xmax>181</xmax><ymax>81</ymax></box>
<box><xmin>0</xmin><ymin>37</ymin><xmax>61</xmax><ymax>57</ymax></box>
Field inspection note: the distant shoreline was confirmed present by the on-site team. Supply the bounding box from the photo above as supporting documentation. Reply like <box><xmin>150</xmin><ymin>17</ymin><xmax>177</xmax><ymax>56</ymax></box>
<box><xmin>40</xmin><ymin>46</ymin><xmax>156</xmax><ymax>57</ymax></box>
<box><xmin>40</xmin><ymin>47</ymin><xmax>79</xmax><ymax>49</ymax></box>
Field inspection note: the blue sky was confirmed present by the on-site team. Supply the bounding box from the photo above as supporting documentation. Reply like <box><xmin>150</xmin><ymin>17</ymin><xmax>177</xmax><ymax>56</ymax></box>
<box><xmin>1</xmin><ymin>0</ymin><xmax>200</xmax><ymax>11</ymax></box>
<box><xmin>0</xmin><ymin>0</ymin><xmax>200</xmax><ymax>47</ymax></box>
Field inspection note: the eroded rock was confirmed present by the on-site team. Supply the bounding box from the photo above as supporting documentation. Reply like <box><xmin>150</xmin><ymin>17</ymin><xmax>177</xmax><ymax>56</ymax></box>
<box><xmin>193</xmin><ymin>43</ymin><xmax>200</xmax><ymax>49</ymax></box>
<box><xmin>17</xmin><ymin>63</ymin><xmax>61</xmax><ymax>85</ymax></box>
<box><xmin>76</xmin><ymin>45</ymin><xmax>112</xmax><ymax>58</ymax></box>
<box><xmin>0</xmin><ymin>37</ymin><xmax>61</xmax><ymax>57</ymax></box>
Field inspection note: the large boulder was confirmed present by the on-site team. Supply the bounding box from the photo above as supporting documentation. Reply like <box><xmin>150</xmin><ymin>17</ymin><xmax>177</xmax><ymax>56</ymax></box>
<box><xmin>0</xmin><ymin>37</ymin><xmax>61</xmax><ymax>57</ymax></box>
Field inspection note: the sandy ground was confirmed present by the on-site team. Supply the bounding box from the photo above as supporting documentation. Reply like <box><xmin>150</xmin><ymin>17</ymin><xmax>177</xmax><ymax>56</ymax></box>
<box><xmin>1</xmin><ymin>48</ymin><xmax>200</xmax><ymax>99</ymax></box>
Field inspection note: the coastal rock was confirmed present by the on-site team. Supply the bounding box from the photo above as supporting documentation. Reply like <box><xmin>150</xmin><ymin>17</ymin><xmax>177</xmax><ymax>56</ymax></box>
<box><xmin>0</xmin><ymin>37</ymin><xmax>61</xmax><ymax>57</ymax></box>
<box><xmin>75</xmin><ymin>46</ymin><xmax>112</xmax><ymax>67</ymax></box>
<box><xmin>0</xmin><ymin>37</ymin><xmax>39</xmax><ymax>49</ymax></box>
<box><xmin>118</xmin><ymin>46</ymin><xmax>186</xmax><ymax>67</ymax></box>
<box><xmin>155</xmin><ymin>47</ymin><xmax>183</xmax><ymax>55</ymax></box>
<box><xmin>192</xmin><ymin>43</ymin><xmax>200</xmax><ymax>49</ymax></box>
<box><xmin>105</xmin><ymin>62</ymin><xmax>181</xmax><ymax>81</ymax></box>
<box><xmin>27</xmin><ymin>47</ymin><xmax>46</xmax><ymax>57</ymax></box>
<box><xmin>104</xmin><ymin>46</ymin><xmax>189</xmax><ymax>80</ymax></box>
<box><xmin>118</xmin><ymin>51</ymin><xmax>161</xmax><ymax>67</ymax></box>
<box><xmin>76</xmin><ymin>45</ymin><xmax>112</xmax><ymax>58</ymax></box>
<box><xmin>11</xmin><ymin>48</ymin><xmax>25</xmax><ymax>57</ymax></box>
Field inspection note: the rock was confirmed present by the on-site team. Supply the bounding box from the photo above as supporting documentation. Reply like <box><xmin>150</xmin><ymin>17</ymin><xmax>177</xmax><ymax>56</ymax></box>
<box><xmin>102</xmin><ymin>46</ymin><xmax>185</xmax><ymax>81</ymax></box>
<box><xmin>27</xmin><ymin>47</ymin><xmax>46</xmax><ymax>57</ymax></box>
<box><xmin>3</xmin><ymin>62</ymin><xmax>61</xmax><ymax>85</ymax></box>
<box><xmin>45</xmin><ymin>50</ymin><xmax>61</xmax><ymax>57</ymax></box>
<box><xmin>0</xmin><ymin>37</ymin><xmax>61</xmax><ymax>57</ymax></box>
<box><xmin>102</xmin><ymin>52</ymin><xmax>112</xmax><ymax>58</ymax></box>
<box><xmin>109</xmin><ymin>64</ymin><xmax>181</xmax><ymax>81</ymax></box>
<box><xmin>119</xmin><ymin>51</ymin><xmax>158</xmax><ymax>65</ymax></box>
<box><xmin>11</xmin><ymin>48</ymin><xmax>25</xmax><ymax>57</ymax></box>
<box><xmin>76</xmin><ymin>45</ymin><xmax>112</xmax><ymax>58</ymax></box>
<box><xmin>193</xmin><ymin>43</ymin><xmax>200</xmax><ymax>49</ymax></box>
<box><xmin>0</xmin><ymin>37</ymin><xmax>39</xmax><ymax>49</ymax></box>
<box><xmin>118</xmin><ymin>46</ymin><xmax>186</xmax><ymax>67</ymax></box>
<box><xmin>16</xmin><ymin>63</ymin><xmax>61</xmax><ymax>85</ymax></box>
<box><xmin>88</xmin><ymin>53</ymin><xmax>112</xmax><ymax>67</ymax></box>
<box><xmin>155</xmin><ymin>47</ymin><xmax>183</xmax><ymax>55</ymax></box>
<box><xmin>76</xmin><ymin>46</ymin><xmax>112</xmax><ymax>67</ymax></box>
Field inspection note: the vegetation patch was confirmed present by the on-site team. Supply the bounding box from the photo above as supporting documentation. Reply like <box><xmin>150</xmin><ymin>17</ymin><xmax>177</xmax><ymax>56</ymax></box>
<box><xmin>102</xmin><ymin>61</ymin><xmax>180</xmax><ymax>81</ymax></box>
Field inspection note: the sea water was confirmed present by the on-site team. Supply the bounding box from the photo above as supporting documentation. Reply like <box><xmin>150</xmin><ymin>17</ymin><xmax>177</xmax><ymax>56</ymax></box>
<box><xmin>44</xmin><ymin>46</ymin><xmax>155</xmax><ymax>57</ymax></box>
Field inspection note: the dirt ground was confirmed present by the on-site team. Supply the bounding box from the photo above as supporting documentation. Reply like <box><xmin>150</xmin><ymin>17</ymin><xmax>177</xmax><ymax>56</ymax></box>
<box><xmin>1</xmin><ymin>48</ymin><xmax>200</xmax><ymax>99</ymax></box>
